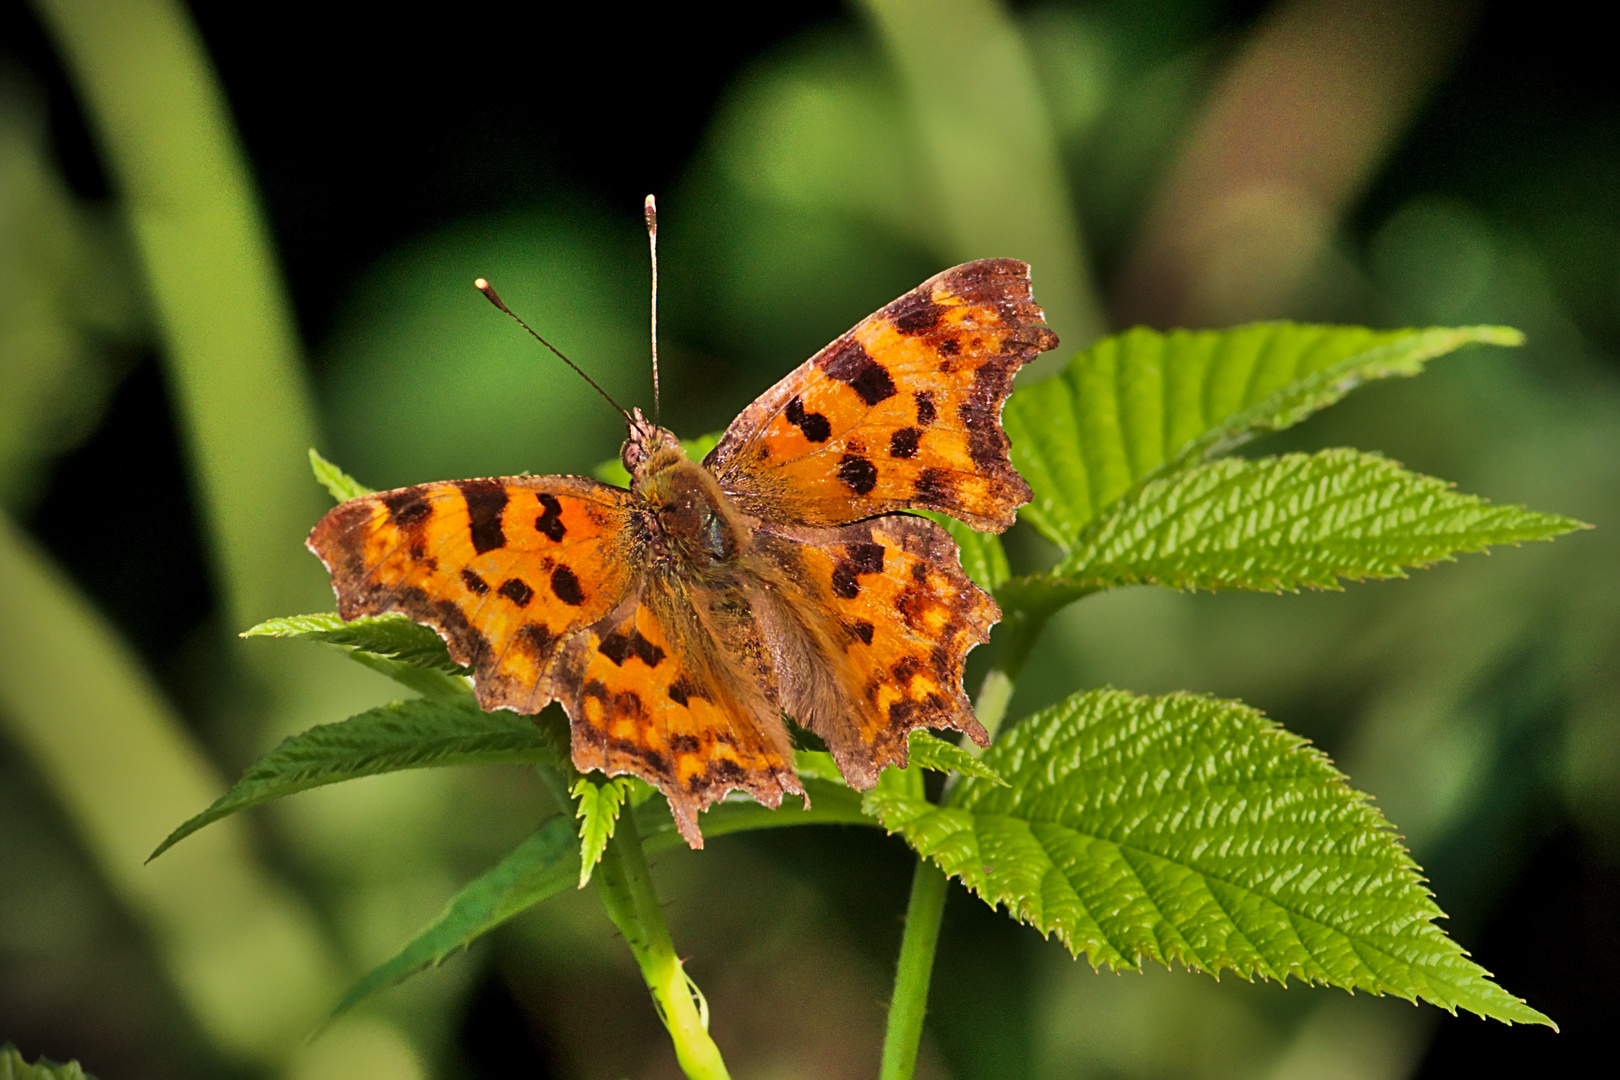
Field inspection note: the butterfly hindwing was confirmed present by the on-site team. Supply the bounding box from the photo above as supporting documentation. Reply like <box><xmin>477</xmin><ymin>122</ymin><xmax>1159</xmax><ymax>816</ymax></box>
<box><xmin>555</xmin><ymin>583</ymin><xmax>803</xmax><ymax>847</ymax></box>
<box><xmin>756</xmin><ymin>514</ymin><xmax>996</xmax><ymax>788</ymax></box>
<box><xmin>707</xmin><ymin>259</ymin><xmax>1060</xmax><ymax>532</ymax></box>
<box><xmin>307</xmin><ymin>476</ymin><xmax>639</xmax><ymax>712</ymax></box>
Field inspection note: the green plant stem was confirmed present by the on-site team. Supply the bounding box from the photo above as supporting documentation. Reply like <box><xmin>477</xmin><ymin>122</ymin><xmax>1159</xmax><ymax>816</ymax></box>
<box><xmin>879</xmin><ymin>857</ymin><xmax>950</xmax><ymax>1080</ymax></box>
<box><xmin>971</xmin><ymin>607</ymin><xmax>1048</xmax><ymax>746</ymax></box>
<box><xmin>877</xmin><ymin>605</ymin><xmax>1053</xmax><ymax>1078</ymax></box>
<box><xmin>594</xmin><ymin>808</ymin><xmax>731</xmax><ymax>1080</ymax></box>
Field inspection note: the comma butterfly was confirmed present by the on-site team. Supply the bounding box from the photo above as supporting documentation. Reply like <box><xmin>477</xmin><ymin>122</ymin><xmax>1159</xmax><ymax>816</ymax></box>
<box><xmin>307</xmin><ymin>213</ymin><xmax>1059</xmax><ymax>847</ymax></box>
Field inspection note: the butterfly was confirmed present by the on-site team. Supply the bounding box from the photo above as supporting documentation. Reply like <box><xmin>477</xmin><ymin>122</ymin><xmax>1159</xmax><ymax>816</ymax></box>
<box><xmin>307</xmin><ymin>257</ymin><xmax>1059</xmax><ymax>847</ymax></box>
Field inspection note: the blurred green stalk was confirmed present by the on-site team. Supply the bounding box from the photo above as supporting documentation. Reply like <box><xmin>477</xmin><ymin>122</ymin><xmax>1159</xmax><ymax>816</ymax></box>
<box><xmin>0</xmin><ymin>513</ymin><xmax>339</xmax><ymax>1061</ymax></box>
<box><xmin>21</xmin><ymin>0</ymin><xmax>419</xmax><ymax>1072</ymax></box>
<box><xmin>859</xmin><ymin>0</ymin><xmax>1105</xmax><ymax>356</ymax></box>
<box><xmin>31</xmin><ymin>0</ymin><xmax>332</xmax><ymax>630</ymax></box>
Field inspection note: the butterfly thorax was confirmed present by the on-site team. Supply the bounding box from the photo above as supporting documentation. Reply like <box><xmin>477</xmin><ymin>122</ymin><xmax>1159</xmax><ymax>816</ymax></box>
<box><xmin>626</xmin><ymin>418</ymin><xmax>748</xmax><ymax>569</ymax></box>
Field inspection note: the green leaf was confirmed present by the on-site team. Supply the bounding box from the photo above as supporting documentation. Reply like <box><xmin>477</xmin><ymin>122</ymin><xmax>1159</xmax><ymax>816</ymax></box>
<box><xmin>594</xmin><ymin>431</ymin><xmax>723</xmax><ymax>487</ymax></box>
<box><xmin>243</xmin><ymin>612</ymin><xmax>471</xmax><ymax>699</ymax></box>
<box><xmin>794</xmin><ymin>749</ymin><xmax>846</xmax><ymax>785</ymax></box>
<box><xmin>922</xmin><ymin>511</ymin><xmax>1009</xmax><ymax>592</ymax></box>
<box><xmin>1004</xmin><ymin>323</ymin><xmax>1523</xmax><ymax>551</ymax></box>
<box><xmin>573</xmin><ymin>775</ymin><xmax>634</xmax><ymax>888</ymax></box>
<box><xmin>1053</xmin><ymin>450</ymin><xmax>1588</xmax><ymax>592</ymax></box>
<box><xmin>150</xmin><ymin>698</ymin><xmax>561</xmax><ymax>861</ymax></box>
<box><xmin>326</xmin><ymin>818</ymin><xmax>578</xmax><ymax>1022</ymax></box>
<box><xmin>864</xmin><ymin>688</ymin><xmax>1553</xmax><ymax>1026</ymax></box>
<box><xmin>244</xmin><ymin>611</ymin><xmax>464</xmax><ymax>673</ymax></box>
<box><xmin>905</xmin><ymin>731</ymin><xmax>1007</xmax><ymax>785</ymax></box>
<box><xmin>1</xmin><ymin>1044</ymin><xmax>95</xmax><ymax>1080</ymax></box>
<box><xmin>309</xmin><ymin>447</ymin><xmax>374</xmax><ymax>502</ymax></box>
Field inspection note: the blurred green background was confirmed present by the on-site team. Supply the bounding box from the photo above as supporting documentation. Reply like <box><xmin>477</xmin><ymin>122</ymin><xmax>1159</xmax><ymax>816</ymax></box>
<box><xmin>2</xmin><ymin>1</ymin><xmax>1616</xmax><ymax>1077</ymax></box>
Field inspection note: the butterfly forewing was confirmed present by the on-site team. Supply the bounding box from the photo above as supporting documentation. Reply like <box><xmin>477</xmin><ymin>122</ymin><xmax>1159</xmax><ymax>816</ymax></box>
<box><xmin>307</xmin><ymin>476</ymin><xmax>639</xmax><ymax>711</ymax></box>
<box><xmin>707</xmin><ymin>259</ymin><xmax>1060</xmax><ymax>532</ymax></box>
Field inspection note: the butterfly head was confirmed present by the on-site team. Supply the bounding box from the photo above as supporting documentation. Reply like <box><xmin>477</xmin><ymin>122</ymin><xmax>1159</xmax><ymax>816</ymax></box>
<box><xmin>621</xmin><ymin>406</ymin><xmax>683</xmax><ymax>481</ymax></box>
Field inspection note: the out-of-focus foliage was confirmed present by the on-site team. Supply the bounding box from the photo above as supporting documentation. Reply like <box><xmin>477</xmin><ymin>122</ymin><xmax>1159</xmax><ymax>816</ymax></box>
<box><xmin>0</xmin><ymin>1042</ymin><xmax>95</xmax><ymax>1080</ymax></box>
<box><xmin>0</xmin><ymin>67</ymin><xmax>139</xmax><ymax>512</ymax></box>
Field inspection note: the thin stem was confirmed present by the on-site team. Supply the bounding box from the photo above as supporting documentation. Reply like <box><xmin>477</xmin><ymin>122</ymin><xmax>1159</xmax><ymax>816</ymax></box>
<box><xmin>877</xmin><ymin>604</ymin><xmax>1055</xmax><ymax>1078</ymax></box>
<box><xmin>879</xmin><ymin>858</ymin><xmax>950</xmax><ymax>1080</ymax></box>
<box><xmin>594</xmin><ymin>807</ymin><xmax>730</xmax><ymax>1080</ymax></box>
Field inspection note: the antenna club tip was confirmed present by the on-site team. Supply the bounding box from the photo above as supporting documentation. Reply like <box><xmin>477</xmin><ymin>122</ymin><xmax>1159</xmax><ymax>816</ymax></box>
<box><xmin>644</xmin><ymin>194</ymin><xmax>657</xmax><ymax>228</ymax></box>
<box><xmin>474</xmin><ymin>277</ymin><xmax>508</xmax><ymax>311</ymax></box>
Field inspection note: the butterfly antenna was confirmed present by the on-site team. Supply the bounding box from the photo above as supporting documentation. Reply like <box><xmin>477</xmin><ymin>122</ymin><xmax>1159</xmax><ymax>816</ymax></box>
<box><xmin>474</xmin><ymin>278</ymin><xmax>629</xmax><ymax>420</ymax></box>
<box><xmin>645</xmin><ymin>194</ymin><xmax>660</xmax><ymax>426</ymax></box>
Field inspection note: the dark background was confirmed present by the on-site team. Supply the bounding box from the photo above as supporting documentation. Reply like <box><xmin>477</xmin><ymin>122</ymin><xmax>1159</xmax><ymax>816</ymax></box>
<box><xmin>3</xmin><ymin>1</ymin><xmax>1617</xmax><ymax>1077</ymax></box>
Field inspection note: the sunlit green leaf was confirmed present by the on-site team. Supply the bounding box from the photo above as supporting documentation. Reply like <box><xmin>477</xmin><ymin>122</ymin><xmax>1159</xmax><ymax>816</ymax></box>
<box><xmin>243</xmin><ymin>611</ymin><xmax>470</xmax><ymax>698</ymax></box>
<box><xmin>594</xmin><ymin>431</ymin><xmax>723</xmax><ymax>487</ymax></box>
<box><xmin>794</xmin><ymin>749</ymin><xmax>846</xmax><ymax>785</ymax></box>
<box><xmin>1004</xmin><ymin>323</ymin><xmax>1523</xmax><ymax>551</ymax></box>
<box><xmin>326</xmin><ymin>818</ymin><xmax>578</xmax><ymax>1022</ymax></box>
<box><xmin>864</xmin><ymin>688</ymin><xmax>1553</xmax><ymax>1026</ymax></box>
<box><xmin>309</xmin><ymin>447</ymin><xmax>373</xmax><ymax>502</ymax></box>
<box><xmin>905</xmin><ymin>730</ymin><xmax>1007</xmax><ymax>785</ymax></box>
<box><xmin>573</xmin><ymin>775</ymin><xmax>634</xmax><ymax>888</ymax></box>
<box><xmin>1055</xmin><ymin>449</ymin><xmax>1588</xmax><ymax>592</ymax></box>
<box><xmin>150</xmin><ymin>698</ymin><xmax>562</xmax><ymax>861</ymax></box>
<box><xmin>1</xmin><ymin>1044</ymin><xmax>95</xmax><ymax>1080</ymax></box>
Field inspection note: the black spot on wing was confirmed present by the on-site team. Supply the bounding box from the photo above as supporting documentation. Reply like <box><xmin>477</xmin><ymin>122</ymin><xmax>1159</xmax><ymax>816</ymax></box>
<box><xmin>889</xmin><ymin>428</ymin><xmax>920</xmax><ymax>459</ymax></box>
<box><xmin>668</xmin><ymin>676</ymin><xmax>706</xmax><ymax>708</ymax></box>
<box><xmin>784</xmin><ymin>395</ymin><xmax>832</xmax><ymax>443</ymax></box>
<box><xmin>382</xmin><ymin>489</ymin><xmax>430</xmax><ymax>527</ymax></box>
<box><xmin>914</xmin><ymin>468</ymin><xmax>958</xmax><ymax>504</ymax></box>
<box><xmin>831</xmin><ymin>541</ymin><xmax>885</xmax><ymax>598</ymax></box>
<box><xmin>460</xmin><ymin>480</ymin><xmax>509</xmax><ymax>554</ymax></box>
<box><xmin>936</xmin><ymin>336</ymin><xmax>961</xmax><ymax>356</ymax></box>
<box><xmin>599</xmin><ymin>627</ymin><xmax>666</xmax><ymax>668</ymax></box>
<box><xmin>550</xmin><ymin>565</ymin><xmax>585</xmax><ymax>606</ymax></box>
<box><xmin>498</xmin><ymin>578</ymin><xmax>534</xmax><ymax>606</ymax></box>
<box><xmin>460</xmin><ymin>569</ymin><xmax>490</xmax><ymax>595</ymax></box>
<box><xmin>837</xmin><ymin>454</ymin><xmax>878</xmax><ymax>495</ymax></box>
<box><xmin>915</xmin><ymin>392</ymin><xmax>937</xmax><ymax>426</ymax></box>
<box><xmin>515</xmin><ymin>621</ymin><xmax>558</xmax><ymax>657</ymax></box>
<box><xmin>535</xmin><ymin>493</ymin><xmax>566</xmax><ymax>541</ymax></box>
<box><xmin>670</xmin><ymin>731</ymin><xmax>701</xmax><ymax>752</ymax></box>
<box><xmin>822</xmin><ymin>340</ymin><xmax>897</xmax><ymax>406</ymax></box>
<box><xmin>845</xmin><ymin>619</ymin><xmax>875</xmax><ymax>645</ymax></box>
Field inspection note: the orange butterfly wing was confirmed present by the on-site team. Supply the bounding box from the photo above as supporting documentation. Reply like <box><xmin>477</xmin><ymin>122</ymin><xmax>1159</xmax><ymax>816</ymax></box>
<box><xmin>706</xmin><ymin>259</ymin><xmax>1059</xmax><ymax>532</ymax></box>
<box><xmin>307</xmin><ymin>259</ymin><xmax>1057</xmax><ymax>847</ymax></box>
<box><xmin>551</xmin><ymin>585</ymin><xmax>802</xmax><ymax>848</ymax></box>
<box><xmin>307</xmin><ymin>476</ymin><xmax>638</xmax><ymax>712</ymax></box>
<box><xmin>753</xmin><ymin>514</ymin><xmax>997</xmax><ymax>787</ymax></box>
